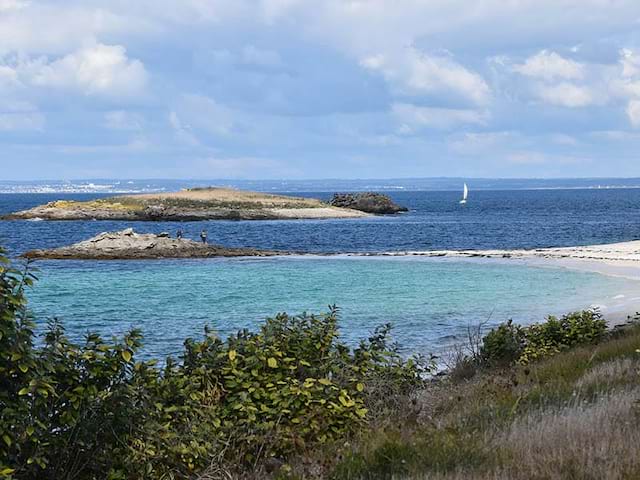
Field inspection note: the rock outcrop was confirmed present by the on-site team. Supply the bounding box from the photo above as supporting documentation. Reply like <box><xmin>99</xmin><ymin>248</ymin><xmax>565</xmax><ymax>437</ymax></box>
<box><xmin>3</xmin><ymin>188</ymin><xmax>370</xmax><ymax>222</ymax></box>
<box><xmin>329</xmin><ymin>193</ymin><xmax>408</xmax><ymax>214</ymax></box>
<box><xmin>22</xmin><ymin>228</ymin><xmax>282</xmax><ymax>260</ymax></box>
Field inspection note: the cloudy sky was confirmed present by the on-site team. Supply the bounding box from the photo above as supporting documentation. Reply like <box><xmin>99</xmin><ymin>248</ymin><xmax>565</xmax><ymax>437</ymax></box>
<box><xmin>2</xmin><ymin>0</ymin><xmax>640</xmax><ymax>180</ymax></box>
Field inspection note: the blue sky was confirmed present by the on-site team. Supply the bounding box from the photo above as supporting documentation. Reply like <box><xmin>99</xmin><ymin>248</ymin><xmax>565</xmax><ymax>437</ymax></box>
<box><xmin>1</xmin><ymin>0</ymin><xmax>640</xmax><ymax>180</ymax></box>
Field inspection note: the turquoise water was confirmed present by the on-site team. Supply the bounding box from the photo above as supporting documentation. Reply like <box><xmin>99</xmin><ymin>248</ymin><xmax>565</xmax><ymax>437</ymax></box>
<box><xmin>26</xmin><ymin>256</ymin><xmax>636</xmax><ymax>358</ymax></box>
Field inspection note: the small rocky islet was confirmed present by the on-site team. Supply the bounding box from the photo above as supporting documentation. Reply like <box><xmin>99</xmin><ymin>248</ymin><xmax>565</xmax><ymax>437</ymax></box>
<box><xmin>22</xmin><ymin>228</ymin><xmax>284</xmax><ymax>260</ymax></box>
<box><xmin>10</xmin><ymin>187</ymin><xmax>409</xmax><ymax>260</ymax></box>
<box><xmin>3</xmin><ymin>187</ymin><xmax>407</xmax><ymax>221</ymax></box>
<box><xmin>329</xmin><ymin>192</ymin><xmax>409</xmax><ymax>214</ymax></box>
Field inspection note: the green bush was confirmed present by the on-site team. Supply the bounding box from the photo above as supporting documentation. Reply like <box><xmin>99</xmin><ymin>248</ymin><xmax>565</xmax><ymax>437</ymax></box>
<box><xmin>481</xmin><ymin>310</ymin><xmax>608</xmax><ymax>366</ymax></box>
<box><xmin>480</xmin><ymin>320</ymin><xmax>525</xmax><ymax>366</ymax></box>
<box><xmin>519</xmin><ymin>310</ymin><xmax>607</xmax><ymax>364</ymax></box>
<box><xmin>0</xmin><ymin>250</ymin><xmax>432</xmax><ymax>479</ymax></box>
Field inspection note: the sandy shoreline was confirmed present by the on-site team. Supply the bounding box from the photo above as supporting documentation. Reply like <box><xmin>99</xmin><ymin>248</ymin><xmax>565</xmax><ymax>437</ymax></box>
<box><xmin>353</xmin><ymin>240</ymin><xmax>640</xmax><ymax>267</ymax></box>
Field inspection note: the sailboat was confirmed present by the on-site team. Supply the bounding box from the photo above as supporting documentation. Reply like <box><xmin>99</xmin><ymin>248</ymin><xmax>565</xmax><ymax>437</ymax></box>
<box><xmin>459</xmin><ymin>183</ymin><xmax>468</xmax><ymax>205</ymax></box>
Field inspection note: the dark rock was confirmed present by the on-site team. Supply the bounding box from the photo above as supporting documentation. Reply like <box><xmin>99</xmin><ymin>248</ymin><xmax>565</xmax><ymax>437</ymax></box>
<box><xmin>264</xmin><ymin>457</ymin><xmax>285</xmax><ymax>473</ymax></box>
<box><xmin>329</xmin><ymin>192</ymin><xmax>408</xmax><ymax>214</ymax></box>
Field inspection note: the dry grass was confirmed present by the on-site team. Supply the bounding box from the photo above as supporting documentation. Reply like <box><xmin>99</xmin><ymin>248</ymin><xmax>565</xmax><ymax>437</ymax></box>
<box><xmin>125</xmin><ymin>187</ymin><xmax>324</xmax><ymax>208</ymax></box>
<box><xmin>492</xmin><ymin>388</ymin><xmax>640</xmax><ymax>480</ymax></box>
<box><xmin>51</xmin><ymin>199</ymin><xmax>143</xmax><ymax>211</ymax></box>
<box><xmin>322</xmin><ymin>325</ymin><xmax>640</xmax><ymax>480</ymax></box>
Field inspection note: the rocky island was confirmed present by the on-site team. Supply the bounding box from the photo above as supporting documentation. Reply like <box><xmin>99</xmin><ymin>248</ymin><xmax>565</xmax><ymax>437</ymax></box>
<box><xmin>4</xmin><ymin>187</ymin><xmax>371</xmax><ymax>221</ymax></box>
<box><xmin>330</xmin><ymin>192</ymin><xmax>408</xmax><ymax>214</ymax></box>
<box><xmin>22</xmin><ymin>228</ymin><xmax>283</xmax><ymax>260</ymax></box>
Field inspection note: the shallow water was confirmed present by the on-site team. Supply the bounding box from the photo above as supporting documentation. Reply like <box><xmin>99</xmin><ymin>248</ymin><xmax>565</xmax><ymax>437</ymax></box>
<box><xmin>25</xmin><ymin>256</ymin><xmax>635</xmax><ymax>358</ymax></box>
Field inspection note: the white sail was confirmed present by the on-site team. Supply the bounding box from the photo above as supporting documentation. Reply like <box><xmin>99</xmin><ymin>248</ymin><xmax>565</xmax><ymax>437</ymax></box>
<box><xmin>460</xmin><ymin>183</ymin><xmax>468</xmax><ymax>204</ymax></box>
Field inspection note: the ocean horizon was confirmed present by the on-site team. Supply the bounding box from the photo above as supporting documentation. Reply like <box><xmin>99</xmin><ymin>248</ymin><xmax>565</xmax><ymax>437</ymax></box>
<box><xmin>3</xmin><ymin>177</ymin><xmax>640</xmax><ymax>194</ymax></box>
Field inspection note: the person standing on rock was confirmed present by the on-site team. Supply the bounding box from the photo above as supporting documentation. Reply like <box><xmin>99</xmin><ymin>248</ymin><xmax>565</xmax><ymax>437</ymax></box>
<box><xmin>200</xmin><ymin>229</ymin><xmax>208</xmax><ymax>244</ymax></box>
<box><xmin>177</xmin><ymin>229</ymin><xmax>183</xmax><ymax>240</ymax></box>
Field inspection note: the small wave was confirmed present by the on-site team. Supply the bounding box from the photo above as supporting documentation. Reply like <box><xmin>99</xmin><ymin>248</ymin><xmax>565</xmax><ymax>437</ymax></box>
<box><xmin>26</xmin><ymin>217</ymin><xmax>44</xmax><ymax>222</ymax></box>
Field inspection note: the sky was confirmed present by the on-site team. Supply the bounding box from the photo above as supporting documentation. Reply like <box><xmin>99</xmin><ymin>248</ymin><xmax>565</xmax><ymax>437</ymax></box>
<box><xmin>1</xmin><ymin>0</ymin><xmax>640</xmax><ymax>180</ymax></box>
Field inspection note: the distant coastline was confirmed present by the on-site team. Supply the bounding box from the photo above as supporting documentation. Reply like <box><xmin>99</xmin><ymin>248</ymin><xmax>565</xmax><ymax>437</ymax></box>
<box><xmin>3</xmin><ymin>177</ymin><xmax>640</xmax><ymax>194</ymax></box>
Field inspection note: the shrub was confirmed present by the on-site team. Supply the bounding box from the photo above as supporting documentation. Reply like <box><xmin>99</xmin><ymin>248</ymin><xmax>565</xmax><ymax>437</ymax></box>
<box><xmin>482</xmin><ymin>311</ymin><xmax>608</xmax><ymax>366</ymax></box>
<box><xmin>481</xmin><ymin>320</ymin><xmax>525</xmax><ymax>366</ymax></box>
<box><xmin>0</xmin><ymin>250</ymin><xmax>432</xmax><ymax>479</ymax></box>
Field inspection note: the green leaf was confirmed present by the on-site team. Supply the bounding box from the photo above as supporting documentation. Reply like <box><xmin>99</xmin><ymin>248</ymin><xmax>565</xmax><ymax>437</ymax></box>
<box><xmin>0</xmin><ymin>468</ymin><xmax>15</xmax><ymax>476</ymax></box>
<box><xmin>267</xmin><ymin>357</ymin><xmax>278</xmax><ymax>368</ymax></box>
<box><xmin>2</xmin><ymin>434</ymin><xmax>11</xmax><ymax>447</ymax></box>
<box><xmin>356</xmin><ymin>383</ymin><xmax>364</xmax><ymax>392</ymax></box>
<box><xmin>26</xmin><ymin>426</ymin><xmax>35</xmax><ymax>436</ymax></box>
<box><xmin>228</xmin><ymin>350</ymin><xmax>237</xmax><ymax>361</ymax></box>
<box><xmin>18</xmin><ymin>387</ymin><xmax>29</xmax><ymax>396</ymax></box>
<box><xmin>121</xmin><ymin>350</ymin><xmax>132</xmax><ymax>363</ymax></box>
<box><xmin>18</xmin><ymin>364</ymin><xmax>28</xmax><ymax>373</ymax></box>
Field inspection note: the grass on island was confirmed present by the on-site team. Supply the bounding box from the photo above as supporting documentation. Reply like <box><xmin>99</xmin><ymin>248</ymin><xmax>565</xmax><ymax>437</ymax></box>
<box><xmin>48</xmin><ymin>188</ymin><xmax>326</xmax><ymax>212</ymax></box>
<box><xmin>1</xmin><ymin>249</ymin><xmax>639</xmax><ymax>480</ymax></box>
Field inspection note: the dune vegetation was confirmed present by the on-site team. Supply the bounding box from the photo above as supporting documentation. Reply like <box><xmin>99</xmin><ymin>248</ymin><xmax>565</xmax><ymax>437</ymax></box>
<box><xmin>1</xmin><ymin>249</ymin><xmax>639</xmax><ymax>479</ymax></box>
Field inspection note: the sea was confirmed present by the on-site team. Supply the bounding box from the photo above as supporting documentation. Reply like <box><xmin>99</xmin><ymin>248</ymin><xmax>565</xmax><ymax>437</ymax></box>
<box><xmin>1</xmin><ymin>178</ymin><xmax>640</xmax><ymax>359</ymax></box>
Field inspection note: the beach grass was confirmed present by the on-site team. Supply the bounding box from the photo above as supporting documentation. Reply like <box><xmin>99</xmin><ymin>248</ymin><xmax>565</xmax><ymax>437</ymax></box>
<box><xmin>323</xmin><ymin>323</ymin><xmax>640</xmax><ymax>480</ymax></box>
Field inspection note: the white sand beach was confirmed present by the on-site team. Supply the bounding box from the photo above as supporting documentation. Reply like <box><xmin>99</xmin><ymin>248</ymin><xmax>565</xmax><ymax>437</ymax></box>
<box><xmin>367</xmin><ymin>240</ymin><xmax>640</xmax><ymax>275</ymax></box>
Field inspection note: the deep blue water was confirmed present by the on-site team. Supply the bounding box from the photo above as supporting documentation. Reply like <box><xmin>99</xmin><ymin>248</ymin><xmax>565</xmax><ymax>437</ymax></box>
<box><xmin>1</xmin><ymin>188</ymin><xmax>640</xmax><ymax>358</ymax></box>
<box><xmin>2</xmin><ymin>189</ymin><xmax>640</xmax><ymax>255</ymax></box>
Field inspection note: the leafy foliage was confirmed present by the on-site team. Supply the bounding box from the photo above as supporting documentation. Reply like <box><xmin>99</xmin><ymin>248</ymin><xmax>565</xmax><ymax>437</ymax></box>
<box><xmin>482</xmin><ymin>310</ymin><xmax>607</xmax><ymax>365</ymax></box>
<box><xmin>480</xmin><ymin>320</ymin><xmax>525</xmax><ymax>366</ymax></box>
<box><xmin>0</xmin><ymin>250</ymin><xmax>431</xmax><ymax>479</ymax></box>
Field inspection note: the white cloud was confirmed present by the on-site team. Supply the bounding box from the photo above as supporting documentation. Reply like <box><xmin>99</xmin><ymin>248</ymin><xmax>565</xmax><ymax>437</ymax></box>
<box><xmin>448</xmin><ymin>131</ymin><xmax>514</xmax><ymax>154</ymax></box>
<box><xmin>621</xmin><ymin>49</ymin><xmax>640</xmax><ymax>78</ymax></box>
<box><xmin>506</xmin><ymin>151</ymin><xmax>587</xmax><ymax>166</ymax></box>
<box><xmin>361</xmin><ymin>48</ymin><xmax>490</xmax><ymax>106</ymax></box>
<box><xmin>514</xmin><ymin>50</ymin><xmax>584</xmax><ymax>81</ymax></box>
<box><xmin>0</xmin><ymin>100</ymin><xmax>44</xmax><ymax>131</ymax></box>
<box><xmin>550</xmin><ymin>133</ymin><xmax>579</xmax><ymax>145</ymax></box>
<box><xmin>104</xmin><ymin>110</ymin><xmax>143</xmax><ymax>130</ymax></box>
<box><xmin>536</xmin><ymin>82</ymin><xmax>595</xmax><ymax>108</ymax></box>
<box><xmin>0</xmin><ymin>64</ymin><xmax>18</xmax><ymax>89</ymax></box>
<box><xmin>52</xmin><ymin>136</ymin><xmax>151</xmax><ymax>154</ymax></box>
<box><xmin>0</xmin><ymin>0</ymin><xmax>27</xmax><ymax>12</ymax></box>
<box><xmin>628</xmin><ymin>100</ymin><xmax>640</xmax><ymax>128</ymax></box>
<box><xmin>168</xmin><ymin>93</ymin><xmax>243</xmax><ymax>149</ymax></box>
<box><xmin>0</xmin><ymin>111</ymin><xmax>43</xmax><ymax>131</ymax></box>
<box><xmin>392</xmin><ymin>103</ymin><xmax>488</xmax><ymax>131</ymax></box>
<box><xmin>30</xmin><ymin>44</ymin><xmax>147</xmax><ymax>97</ymax></box>
<box><xmin>168</xmin><ymin>110</ymin><xmax>200</xmax><ymax>146</ymax></box>
<box><xmin>202</xmin><ymin>155</ymin><xmax>282</xmax><ymax>177</ymax></box>
<box><xmin>0</xmin><ymin>4</ymin><xmax>150</xmax><ymax>56</ymax></box>
<box><xmin>172</xmin><ymin>94</ymin><xmax>237</xmax><ymax>137</ymax></box>
<box><xmin>590</xmin><ymin>129</ymin><xmax>640</xmax><ymax>141</ymax></box>
<box><xmin>240</xmin><ymin>45</ymin><xmax>282</xmax><ymax>68</ymax></box>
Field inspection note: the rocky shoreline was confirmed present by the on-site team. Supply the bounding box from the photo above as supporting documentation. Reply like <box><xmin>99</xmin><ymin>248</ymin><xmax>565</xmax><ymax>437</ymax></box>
<box><xmin>22</xmin><ymin>229</ymin><xmax>284</xmax><ymax>260</ymax></box>
<box><xmin>2</xmin><ymin>187</ymin><xmax>386</xmax><ymax>222</ymax></box>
